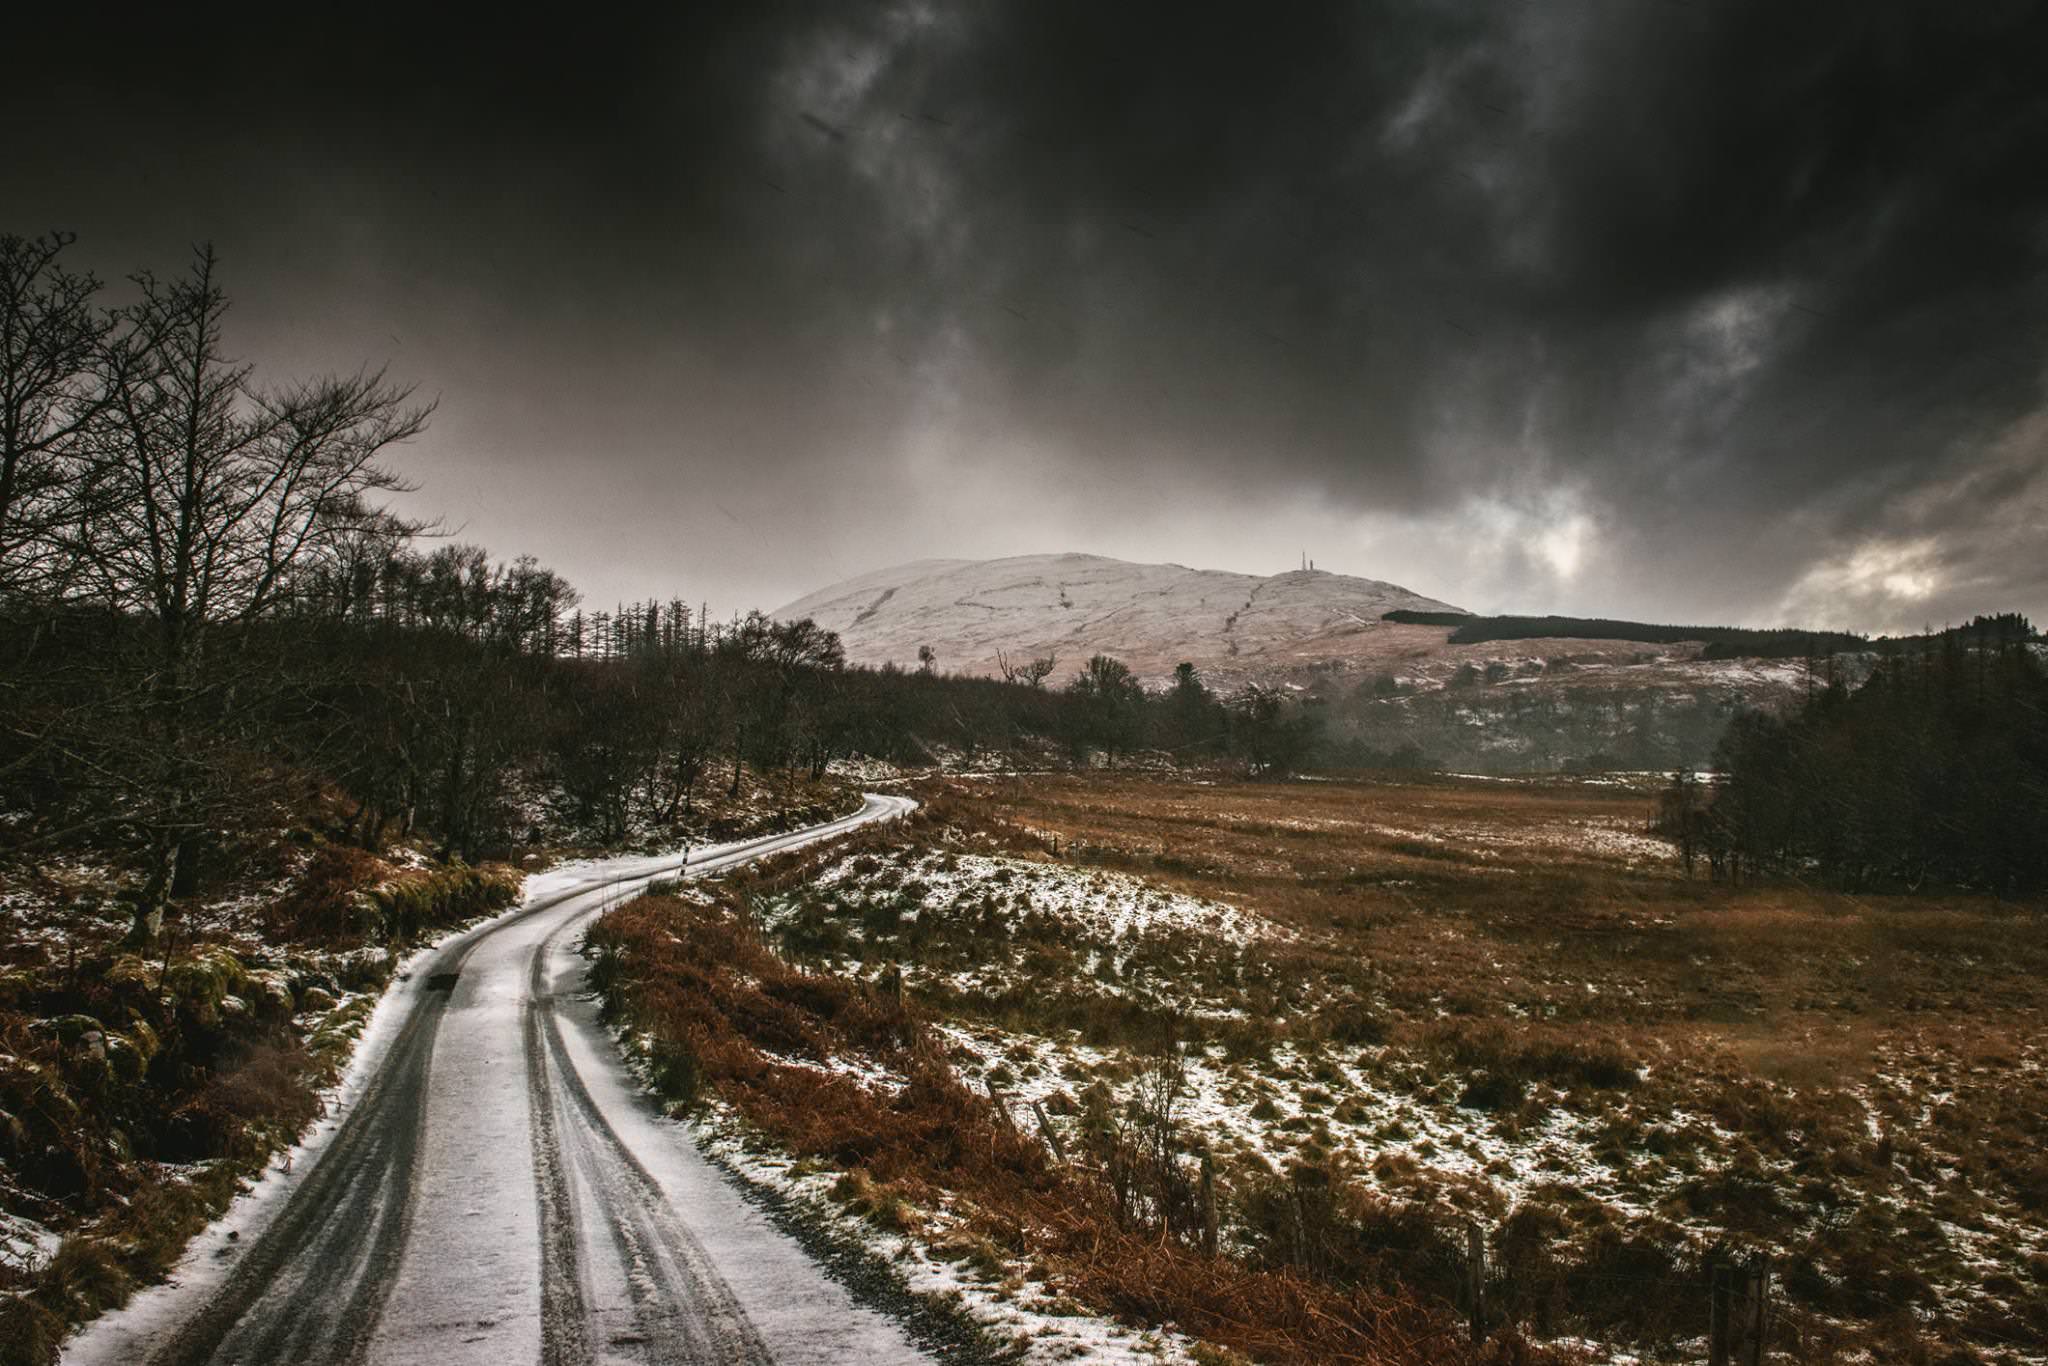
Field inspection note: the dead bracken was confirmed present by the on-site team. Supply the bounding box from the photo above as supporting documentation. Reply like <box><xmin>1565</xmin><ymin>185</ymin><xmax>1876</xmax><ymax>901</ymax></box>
<box><xmin>594</xmin><ymin>774</ymin><xmax>2048</xmax><ymax>1365</ymax></box>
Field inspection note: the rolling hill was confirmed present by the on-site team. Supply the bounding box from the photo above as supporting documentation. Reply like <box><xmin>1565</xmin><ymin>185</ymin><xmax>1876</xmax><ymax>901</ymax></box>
<box><xmin>772</xmin><ymin>553</ymin><xmax>1468</xmax><ymax>684</ymax></box>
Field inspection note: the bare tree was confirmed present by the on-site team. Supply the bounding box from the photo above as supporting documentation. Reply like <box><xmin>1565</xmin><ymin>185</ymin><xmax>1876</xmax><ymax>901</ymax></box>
<box><xmin>998</xmin><ymin>647</ymin><xmax>1057</xmax><ymax>687</ymax></box>
<box><xmin>69</xmin><ymin>244</ymin><xmax>432</xmax><ymax>939</ymax></box>
<box><xmin>81</xmin><ymin>245</ymin><xmax>432</xmax><ymax>671</ymax></box>
<box><xmin>656</xmin><ymin>657</ymin><xmax>721</xmax><ymax>821</ymax></box>
<box><xmin>0</xmin><ymin>232</ymin><xmax>111</xmax><ymax>599</ymax></box>
<box><xmin>1066</xmin><ymin>653</ymin><xmax>1145</xmax><ymax>764</ymax></box>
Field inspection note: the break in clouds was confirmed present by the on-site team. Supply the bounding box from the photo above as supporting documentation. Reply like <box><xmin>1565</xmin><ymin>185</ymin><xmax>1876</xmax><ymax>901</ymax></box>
<box><xmin>8</xmin><ymin>2</ymin><xmax>2045</xmax><ymax>631</ymax></box>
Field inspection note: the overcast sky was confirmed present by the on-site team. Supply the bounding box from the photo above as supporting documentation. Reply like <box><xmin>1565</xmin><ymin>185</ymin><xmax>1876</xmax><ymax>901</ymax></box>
<box><xmin>8</xmin><ymin>3</ymin><xmax>2045</xmax><ymax>632</ymax></box>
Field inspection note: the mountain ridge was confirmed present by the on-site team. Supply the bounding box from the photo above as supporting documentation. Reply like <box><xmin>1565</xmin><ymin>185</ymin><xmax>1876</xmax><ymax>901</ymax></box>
<box><xmin>772</xmin><ymin>552</ymin><xmax>1467</xmax><ymax>683</ymax></box>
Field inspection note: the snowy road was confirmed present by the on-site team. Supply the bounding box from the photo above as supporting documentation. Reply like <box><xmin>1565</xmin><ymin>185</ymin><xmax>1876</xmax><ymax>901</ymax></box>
<box><xmin>67</xmin><ymin>794</ymin><xmax>927</xmax><ymax>1366</ymax></box>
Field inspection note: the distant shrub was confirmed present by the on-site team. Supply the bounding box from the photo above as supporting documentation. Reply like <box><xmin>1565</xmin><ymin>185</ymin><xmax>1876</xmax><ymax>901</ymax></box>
<box><xmin>1457</xmin><ymin>1072</ymin><xmax>1524</xmax><ymax>1112</ymax></box>
<box><xmin>1434</xmin><ymin>1026</ymin><xmax>1639</xmax><ymax>1093</ymax></box>
<box><xmin>1318</xmin><ymin>1001</ymin><xmax>1390</xmax><ymax>1046</ymax></box>
<box><xmin>264</xmin><ymin>844</ymin><xmax>385</xmax><ymax>943</ymax></box>
<box><xmin>164</xmin><ymin>1043</ymin><xmax>321</xmax><ymax>1163</ymax></box>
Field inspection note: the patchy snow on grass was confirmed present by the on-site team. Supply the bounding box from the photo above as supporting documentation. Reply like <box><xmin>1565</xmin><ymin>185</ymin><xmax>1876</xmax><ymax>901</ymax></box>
<box><xmin>0</xmin><ymin>1206</ymin><xmax>62</xmax><ymax>1275</ymax></box>
<box><xmin>697</xmin><ymin>1109</ymin><xmax>1203</xmax><ymax>1365</ymax></box>
<box><xmin>1540</xmin><ymin>820</ymin><xmax>1676</xmax><ymax>864</ymax></box>
<box><xmin>930</xmin><ymin>1022</ymin><xmax>1112</xmax><ymax>1111</ymax></box>
<box><xmin>926</xmin><ymin>1019</ymin><xmax>1686</xmax><ymax>1234</ymax></box>
<box><xmin>813</xmin><ymin>848</ymin><xmax>1286</xmax><ymax>949</ymax></box>
<box><xmin>1363</xmin><ymin>815</ymin><xmax>1675</xmax><ymax>867</ymax></box>
<box><xmin>775</xmin><ymin>846</ymin><xmax>1295</xmax><ymax>1018</ymax></box>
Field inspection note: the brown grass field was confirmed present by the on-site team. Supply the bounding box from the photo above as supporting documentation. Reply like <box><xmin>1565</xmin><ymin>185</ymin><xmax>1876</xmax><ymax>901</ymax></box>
<box><xmin>594</xmin><ymin>770</ymin><xmax>2047</xmax><ymax>1364</ymax></box>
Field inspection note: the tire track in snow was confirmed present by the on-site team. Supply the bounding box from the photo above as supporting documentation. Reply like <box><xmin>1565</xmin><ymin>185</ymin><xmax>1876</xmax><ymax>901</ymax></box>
<box><xmin>82</xmin><ymin>795</ymin><xmax>915</xmax><ymax>1366</ymax></box>
<box><xmin>526</xmin><ymin>913</ymin><xmax>771</xmax><ymax>1365</ymax></box>
<box><xmin>140</xmin><ymin>945</ymin><xmax>446</xmax><ymax>1366</ymax></box>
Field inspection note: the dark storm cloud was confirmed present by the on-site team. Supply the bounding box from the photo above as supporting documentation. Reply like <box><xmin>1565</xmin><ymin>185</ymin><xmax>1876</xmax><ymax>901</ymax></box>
<box><xmin>6</xmin><ymin>3</ymin><xmax>2045</xmax><ymax>627</ymax></box>
<box><xmin>805</xmin><ymin>1</ymin><xmax>2048</xmax><ymax>621</ymax></box>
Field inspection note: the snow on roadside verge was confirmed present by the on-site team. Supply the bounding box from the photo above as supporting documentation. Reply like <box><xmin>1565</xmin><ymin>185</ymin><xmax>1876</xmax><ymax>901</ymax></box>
<box><xmin>693</xmin><ymin>1106</ymin><xmax>1204</xmax><ymax>1365</ymax></box>
<box><xmin>57</xmin><ymin>899</ymin><xmax>526</xmax><ymax>1362</ymax></box>
<box><xmin>1</xmin><ymin>1207</ymin><xmax>64</xmax><ymax>1278</ymax></box>
<box><xmin>61</xmin><ymin>798</ymin><xmax>917</xmax><ymax>1363</ymax></box>
<box><xmin>63</xmin><ymin>837</ymin><xmax>700</xmax><ymax>1361</ymax></box>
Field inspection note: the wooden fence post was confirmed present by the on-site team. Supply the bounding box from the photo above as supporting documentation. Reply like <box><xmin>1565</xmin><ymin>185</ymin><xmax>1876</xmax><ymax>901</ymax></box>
<box><xmin>1710</xmin><ymin>1261</ymin><xmax>1731</xmax><ymax>1366</ymax></box>
<box><xmin>1710</xmin><ymin>1257</ymin><xmax>1770</xmax><ymax>1366</ymax></box>
<box><xmin>1735</xmin><ymin>1256</ymin><xmax>1771</xmax><ymax>1366</ymax></box>
<box><xmin>1199</xmin><ymin>1148</ymin><xmax>1218</xmax><ymax>1258</ymax></box>
<box><xmin>985</xmin><ymin>1076</ymin><xmax>1015</xmax><ymax>1128</ymax></box>
<box><xmin>1466</xmin><ymin>1219</ymin><xmax>1488</xmax><ymax>1344</ymax></box>
<box><xmin>1031</xmin><ymin>1099</ymin><xmax>1067</xmax><ymax>1164</ymax></box>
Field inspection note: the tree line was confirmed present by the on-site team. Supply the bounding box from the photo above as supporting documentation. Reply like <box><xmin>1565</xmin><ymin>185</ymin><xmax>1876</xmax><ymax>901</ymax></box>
<box><xmin>1383</xmin><ymin>609</ymin><xmax>1871</xmax><ymax>660</ymax></box>
<box><xmin>1659</xmin><ymin>616</ymin><xmax>2048</xmax><ymax>892</ymax></box>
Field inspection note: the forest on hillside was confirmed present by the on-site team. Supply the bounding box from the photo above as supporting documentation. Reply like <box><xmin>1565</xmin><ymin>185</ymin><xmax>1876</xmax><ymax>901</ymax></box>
<box><xmin>1384</xmin><ymin>608</ymin><xmax>1873</xmax><ymax>659</ymax></box>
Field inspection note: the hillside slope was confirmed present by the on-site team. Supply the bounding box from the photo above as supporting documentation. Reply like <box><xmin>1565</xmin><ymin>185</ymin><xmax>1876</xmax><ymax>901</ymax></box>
<box><xmin>774</xmin><ymin>553</ymin><xmax>1847</xmax><ymax>771</ymax></box>
<box><xmin>772</xmin><ymin>553</ymin><xmax>1466</xmax><ymax>684</ymax></box>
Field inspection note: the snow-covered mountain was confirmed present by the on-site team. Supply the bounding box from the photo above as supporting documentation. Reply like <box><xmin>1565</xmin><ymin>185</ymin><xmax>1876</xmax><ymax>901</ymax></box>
<box><xmin>772</xmin><ymin>553</ymin><xmax>1466</xmax><ymax>684</ymax></box>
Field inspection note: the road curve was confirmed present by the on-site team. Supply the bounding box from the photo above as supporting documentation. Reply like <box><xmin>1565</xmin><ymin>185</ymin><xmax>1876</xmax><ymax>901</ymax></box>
<box><xmin>66</xmin><ymin>794</ymin><xmax>925</xmax><ymax>1366</ymax></box>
